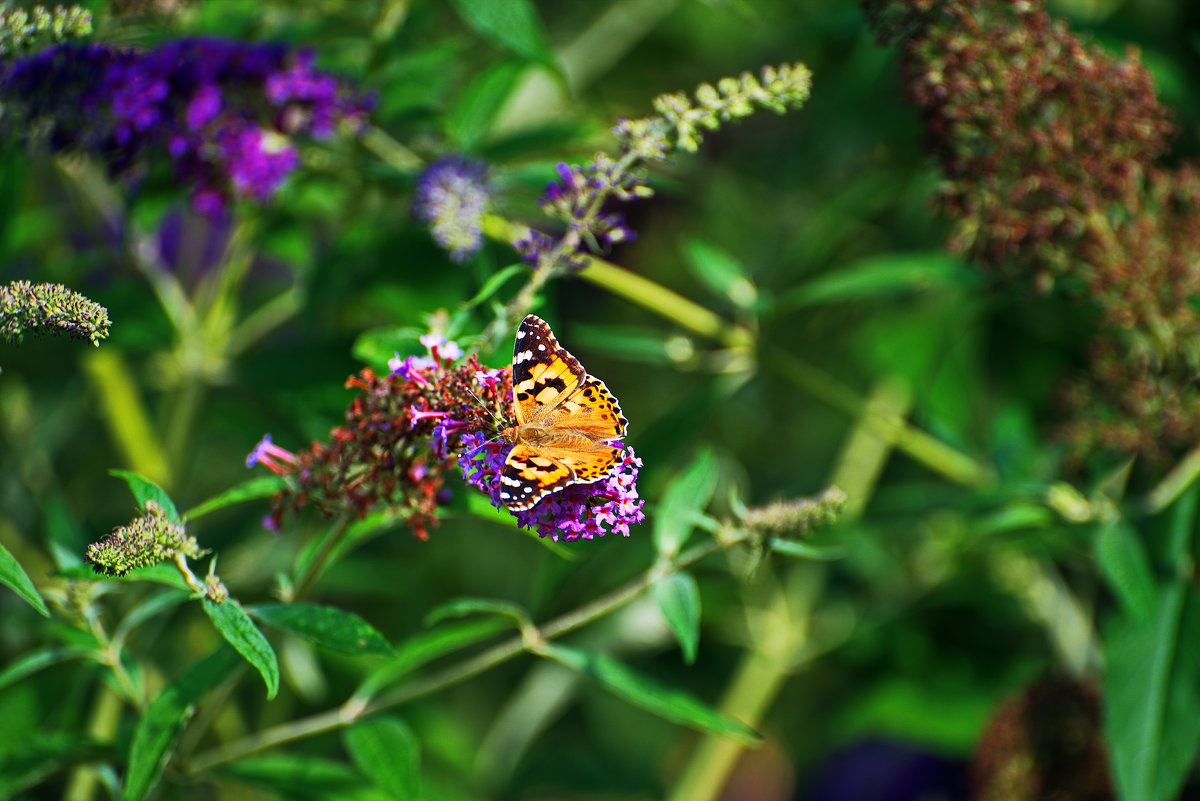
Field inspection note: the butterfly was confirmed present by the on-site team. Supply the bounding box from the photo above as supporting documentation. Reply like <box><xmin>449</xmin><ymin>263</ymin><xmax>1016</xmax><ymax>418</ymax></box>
<box><xmin>498</xmin><ymin>314</ymin><xmax>628</xmax><ymax>511</ymax></box>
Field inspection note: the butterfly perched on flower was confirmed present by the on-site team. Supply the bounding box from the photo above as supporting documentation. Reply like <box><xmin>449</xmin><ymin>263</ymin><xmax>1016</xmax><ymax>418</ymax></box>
<box><xmin>498</xmin><ymin>315</ymin><xmax>628</xmax><ymax>511</ymax></box>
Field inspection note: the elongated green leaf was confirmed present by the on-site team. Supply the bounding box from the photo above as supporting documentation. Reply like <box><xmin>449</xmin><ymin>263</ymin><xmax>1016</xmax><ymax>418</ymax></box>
<box><xmin>1096</xmin><ymin>521</ymin><xmax>1156</xmax><ymax>622</ymax></box>
<box><xmin>250</xmin><ymin>603</ymin><xmax>393</xmax><ymax>657</ymax></box>
<box><xmin>0</xmin><ymin>732</ymin><xmax>105</xmax><ymax>799</ymax></box>
<box><xmin>354</xmin><ymin>617</ymin><xmax>510</xmax><ymax>700</ymax></box>
<box><xmin>540</xmin><ymin>644</ymin><xmax>760</xmax><ymax>744</ymax></box>
<box><xmin>447</xmin><ymin>59</ymin><xmax>526</xmax><ymax>149</ymax></box>
<box><xmin>343</xmin><ymin>716</ymin><xmax>421</xmax><ymax>800</ymax></box>
<box><xmin>123</xmin><ymin>647</ymin><xmax>238</xmax><ymax>801</ymax></box>
<box><xmin>0</xmin><ymin>540</ymin><xmax>48</xmax><ymax>617</ymax></box>
<box><xmin>423</xmin><ymin>597</ymin><xmax>531</xmax><ymax>629</ymax></box>
<box><xmin>654</xmin><ymin>449</ymin><xmax>718</xmax><ymax>558</ymax></box>
<box><xmin>770</xmin><ymin>539</ymin><xmax>848</xmax><ymax>561</ymax></box>
<box><xmin>218</xmin><ymin>754</ymin><xmax>364</xmax><ymax>798</ymax></box>
<box><xmin>465</xmin><ymin>263</ymin><xmax>525</xmax><ymax>308</ymax></box>
<box><xmin>184</xmin><ymin>475</ymin><xmax>288</xmax><ymax>520</ymax></box>
<box><xmin>682</xmin><ymin>237</ymin><xmax>758</xmax><ymax>310</ymax></box>
<box><xmin>0</xmin><ymin>647</ymin><xmax>87</xmax><ymax>692</ymax></box>
<box><xmin>780</xmin><ymin>252</ymin><xmax>972</xmax><ymax>310</ymax></box>
<box><xmin>652</xmin><ymin>572</ymin><xmax>701</xmax><ymax>664</ymax></box>
<box><xmin>202</xmin><ymin>599</ymin><xmax>279</xmax><ymax>698</ymax></box>
<box><xmin>449</xmin><ymin>0</ymin><xmax>553</xmax><ymax>65</ymax></box>
<box><xmin>1104</xmin><ymin>486</ymin><xmax>1200</xmax><ymax>801</ymax></box>
<box><xmin>109</xmin><ymin>469</ymin><xmax>181</xmax><ymax>523</ymax></box>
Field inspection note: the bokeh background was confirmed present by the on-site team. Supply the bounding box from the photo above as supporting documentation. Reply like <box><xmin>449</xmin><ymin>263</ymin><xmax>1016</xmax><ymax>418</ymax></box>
<box><xmin>4</xmin><ymin>1</ymin><xmax>1200</xmax><ymax>799</ymax></box>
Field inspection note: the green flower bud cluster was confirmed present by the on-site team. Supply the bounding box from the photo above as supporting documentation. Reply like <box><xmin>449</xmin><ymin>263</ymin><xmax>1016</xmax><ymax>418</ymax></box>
<box><xmin>86</xmin><ymin>501</ymin><xmax>205</xmax><ymax>577</ymax></box>
<box><xmin>1</xmin><ymin>280</ymin><xmax>110</xmax><ymax>346</ymax></box>
<box><xmin>0</xmin><ymin>4</ymin><xmax>92</xmax><ymax>57</ymax></box>
<box><xmin>614</xmin><ymin>62</ymin><xmax>813</xmax><ymax>158</ymax></box>
<box><xmin>740</xmin><ymin>485</ymin><xmax>848</xmax><ymax>536</ymax></box>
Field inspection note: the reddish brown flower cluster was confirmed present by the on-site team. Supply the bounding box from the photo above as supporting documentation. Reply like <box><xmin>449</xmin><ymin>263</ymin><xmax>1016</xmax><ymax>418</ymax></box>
<box><xmin>866</xmin><ymin>0</ymin><xmax>1200</xmax><ymax>464</ymax></box>
<box><xmin>253</xmin><ymin>342</ymin><xmax>513</xmax><ymax>539</ymax></box>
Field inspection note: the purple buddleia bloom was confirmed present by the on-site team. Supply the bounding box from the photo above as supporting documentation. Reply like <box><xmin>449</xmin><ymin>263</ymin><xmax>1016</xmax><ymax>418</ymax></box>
<box><xmin>412</xmin><ymin>156</ymin><xmax>491</xmax><ymax>262</ymax></box>
<box><xmin>459</xmin><ymin>434</ymin><xmax>644</xmax><ymax>541</ymax></box>
<box><xmin>0</xmin><ymin>37</ymin><xmax>372</xmax><ymax>220</ymax></box>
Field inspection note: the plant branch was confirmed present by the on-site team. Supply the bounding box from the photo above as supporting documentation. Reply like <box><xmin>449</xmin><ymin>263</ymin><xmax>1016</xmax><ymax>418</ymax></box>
<box><xmin>185</xmin><ymin>535</ymin><xmax>733</xmax><ymax>775</ymax></box>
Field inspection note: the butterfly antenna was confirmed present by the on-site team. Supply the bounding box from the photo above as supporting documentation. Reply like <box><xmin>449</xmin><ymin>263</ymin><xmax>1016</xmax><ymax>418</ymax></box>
<box><xmin>461</xmin><ymin>384</ymin><xmax>507</xmax><ymax>431</ymax></box>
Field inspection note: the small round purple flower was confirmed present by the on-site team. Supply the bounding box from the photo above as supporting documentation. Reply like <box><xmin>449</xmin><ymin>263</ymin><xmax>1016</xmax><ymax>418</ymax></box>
<box><xmin>412</xmin><ymin>156</ymin><xmax>491</xmax><ymax>262</ymax></box>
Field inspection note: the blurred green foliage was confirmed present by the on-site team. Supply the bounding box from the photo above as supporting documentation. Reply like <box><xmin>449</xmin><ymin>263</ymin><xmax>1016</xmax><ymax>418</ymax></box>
<box><xmin>3</xmin><ymin>1</ymin><xmax>1200</xmax><ymax>800</ymax></box>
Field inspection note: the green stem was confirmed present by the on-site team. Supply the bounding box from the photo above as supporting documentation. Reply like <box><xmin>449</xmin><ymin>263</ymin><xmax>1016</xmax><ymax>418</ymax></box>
<box><xmin>289</xmin><ymin>515</ymin><xmax>352</xmax><ymax>601</ymax></box>
<box><xmin>1143</xmin><ymin>443</ymin><xmax>1200</xmax><ymax>514</ymax></box>
<box><xmin>769</xmin><ymin>348</ymin><xmax>991</xmax><ymax>487</ymax></box>
<box><xmin>185</xmin><ymin>536</ymin><xmax>734</xmax><ymax>775</ymax></box>
<box><xmin>481</xmin><ymin>214</ymin><xmax>754</xmax><ymax>350</ymax></box>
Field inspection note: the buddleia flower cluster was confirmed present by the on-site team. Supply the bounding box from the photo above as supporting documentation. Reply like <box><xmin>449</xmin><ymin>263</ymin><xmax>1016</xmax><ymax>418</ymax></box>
<box><xmin>865</xmin><ymin>0</ymin><xmax>1200</xmax><ymax>464</ymax></box>
<box><xmin>0</xmin><ymin>280</ymin><xmax>110</xmax><ymax>346</ymax></box>
<box><xmin>0</xmin><ymin>37</ymin><xmax>372</xmax><ymax>220</ymax></box>
<box><xmin>514</xmin><ymin>62</ymin><xmax>813</xmax><ymax>273</ymax></box>
<box><xmin>458</xmin><ymin>433</ymin><xmax>644</xmax><ymax>541</ymax></box>
<box><xmin>248</xmin><ymin>335</ymin><xmax>508</xmax><ymax>539</ymax></box>
<box><xmin>248</xmin><ymin>334</ymin><xmax>644</xmax><ymax>541</ymax></box>
<box><xmin>411</xmin><ymin>156</ymin><xmax>491</xmax><ymax>262</ymax></box>
<box><xmin>0</xmin><ymin>4</ymin><xmax>91</xmax><ymax>57</ymax></box>
<box><xmin>86</xmin><ymin>501</ymin><xmax>204</xmax><ymax>577</ymax></box>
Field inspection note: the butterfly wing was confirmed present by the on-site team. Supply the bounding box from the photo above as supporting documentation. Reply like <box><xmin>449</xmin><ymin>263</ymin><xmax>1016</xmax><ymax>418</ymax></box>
<box><xmin>511</xmin><ymin>314</ymin><xmax>585</xmax><ymax>426</ymax></box>
<box><xmin>500</xmin><ymin>442</ymin><xmax>621</xmax><ymax>511</ymax></box>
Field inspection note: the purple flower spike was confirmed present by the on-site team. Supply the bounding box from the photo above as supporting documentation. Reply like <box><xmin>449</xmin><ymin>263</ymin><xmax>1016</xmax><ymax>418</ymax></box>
<box><xmin>0</xmin><ymin>37</ymin><xmax>372</xmax><ymax>220</ymax></box>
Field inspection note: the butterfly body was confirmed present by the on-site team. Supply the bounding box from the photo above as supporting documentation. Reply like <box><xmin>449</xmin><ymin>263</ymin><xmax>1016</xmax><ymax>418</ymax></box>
<box><xmin>498</xmin><ymin>315</ymin><xmax>628</xmax><ymax>511</ymax></box>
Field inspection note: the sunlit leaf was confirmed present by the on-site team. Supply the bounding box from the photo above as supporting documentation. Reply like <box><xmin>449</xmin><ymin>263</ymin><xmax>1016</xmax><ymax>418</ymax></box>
<box><xmin>202</xmin><ymin>599</ymin><xmax>279</xmax><ymax>698</ymax></box>
<box><xmin>123</xmin><ymin>647</ymin><xmax>238</xmax><ymax>801</ymax></box>
<box><xmin>184</xmin><ymin>476</ymin><xmax>288</xmax><ymax>520</ymax></box>
<box><xmin>540</xmin><ymin>644</ymin><xmax>759</xmax><ymax>744</ymax></box>
<box><xmin>652</xmin><ymin>572</ymin><xmax>701</xmax><ymax>664</ymax></box>
<box><xmin>109</xmin><ymin>469</ymin><xmax>181</xmax><ymax>523</ymax></box>
<box><xmin>250</xmin><ymin>603</ymin><xmax>393</xmax><ymax>657</ymax></box>
<box><xmin>0</xmin><ymin>541</ymin><xmax>48</xmax><ymax>617</ymax></box>
<box><xmin>343</xmin><ymin>716</ymin><xmax>421</xmax><ymax>800</ymax></box>
<box><xmin>654</xmin><ymin>448</ymin><xmax>718</xmax><ymax>557</ymax></box>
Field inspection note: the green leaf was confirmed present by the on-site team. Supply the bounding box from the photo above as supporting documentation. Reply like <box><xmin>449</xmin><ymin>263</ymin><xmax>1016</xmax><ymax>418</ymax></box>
<box><xmin>123</xmin><ymin>647</ymin><xmax>239</xmax><ymax>801</ymax></box>
<box><xmin>681</xmin><ymin>237</ymin><xmax>758</xmax><ymax>310</ymax></box>
<box><xmin>447</xmin><ymin>60</ymin><xmax>527</xmax><ymax>150</ymax></box>
<box><xmin>449</xmin><ymin>0</ymin><xmax>554</xmax><ymax>66</ymax></box>
<box><xmin>423</xmin><ymin>596</ymin><xmax>531</xmax><ymax>630</ymax></box>
<box><xmin>250</xmin><ymin>603</ymin><xmax>394</xmax><ymax>657</ymax></box>
<box><xmin>0</xmin><ymin>647</ymin><xmax>87</xmax><ymax>692</ymax></box>
<box><xmin>0</xmin><ymin>540</ymin><xmax>48</xmax><ymax>617</ymax></box>
<box><xmin>343</xmin><ymin>716</ymin><xmax>421</xmax><ymax>800</ymax></box>
<box><xmin>464</xmin><ymin>263</ymin><xmax>525</xmax><ymax>309</ymax></box>
<box><xmin>540</xmin><ymin>644</ymin><xmax>760</xmax><ymax>745</ymax></box>
<box><xmin>354</xmin><ymin>618</ymin><xmax>510</xmax><ymax>701</ymax></box>
<box><xmin>1096</xmin><ymin>521</ymin><xmax>1156</xmax><ymax>622</ymax></box>
<box><xmin>202</xmin><ymin>599</ymin><xmax>279</xmax><ymax>698</ymax></box>
<box><xmin>654</xmin><ymin>448</ymin><xmax>718</xmax><ymax>558</ymax></box>
<box><xmin>1105</xmin><ymin>585</ymin><xmax>1200</xmax><ymax>801</ymax></box>
<box><xmin>109</xmin><ymin>469</ymin><xmax>181</xmax><ymax>523</ymax></box>
<box><xmin>770</xmin><ymin>539</ymin><xmax>848</xmax><ymax>561</ymax></box>
<box><xmin>217</xmin><ymin>755</ymin><xmax>365</xmax><ymax>799</ymax></box>
<box><xmin>1103</xmin><ymin>487</ymin><xmax>1200</xmax><ymax>801</ymax></box>
<box><xmin>651</xmin><ymin>572</ymin><xmax>701</xmax><ymax>664</ymax></box>
<box><xmin>184</xmin><ymin>475</ymin><xmax>288</xmax><ymax>520</ymax></box>
<box><xmin>780</xmin><ymin>251</ymin><xmax>973</xmax><ymax>310</ymax></box>
<box><xmin>0</xmin><ymin>733</ymin><xmax>106</xmax><ymax>799</ymax></box>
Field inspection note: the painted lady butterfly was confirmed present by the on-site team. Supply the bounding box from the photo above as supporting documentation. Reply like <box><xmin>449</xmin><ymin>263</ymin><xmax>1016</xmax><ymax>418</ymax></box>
<box><xmin>498</xmin><ymin>315</ymin><xmax>629</xmax><ymax>511</ymax></box>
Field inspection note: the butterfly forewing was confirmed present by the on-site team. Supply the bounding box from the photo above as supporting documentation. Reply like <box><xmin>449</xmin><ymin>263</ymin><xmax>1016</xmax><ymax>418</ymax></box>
<box><xmin>512</xmin><ymin>315</ymin><xmax>584</xmax><ymax>425</ymax></box>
